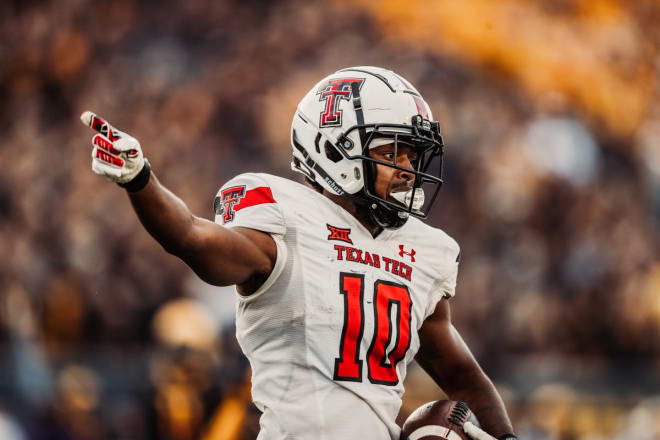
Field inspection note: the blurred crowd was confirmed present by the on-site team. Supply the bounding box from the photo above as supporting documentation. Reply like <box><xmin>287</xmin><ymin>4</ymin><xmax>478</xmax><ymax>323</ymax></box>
<box><xmin>1</xmin><ymin>0</ymin><xmax>659</xmax><ymax>438</ymax></box>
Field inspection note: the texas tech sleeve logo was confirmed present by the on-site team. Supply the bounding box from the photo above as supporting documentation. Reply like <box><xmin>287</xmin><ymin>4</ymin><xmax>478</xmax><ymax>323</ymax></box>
<box><xmin>218</xmin><ymin>185</ymin><xmax>246</xmax><ymax>223</ymax></box>
<box><xmin>214</xmin><ymin>185</ymin><xmax>278</xmax><ymax>224</ymax></box>
<box><xmin>317</xmin><ymin>78</ymin><xmax>365</xmax><ymax>127</ymax></box>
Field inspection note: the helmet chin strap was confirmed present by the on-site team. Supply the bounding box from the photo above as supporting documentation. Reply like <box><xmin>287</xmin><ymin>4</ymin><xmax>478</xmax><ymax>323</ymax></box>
<box><xmin>367</xmin><ymin>200</ymin><xmax>409</xmax><ymax>229</ymax></box>
<box><xmin>356</xmin><ymin>157</ymin><xmax>410</xmax><ymax>229</ymax></box>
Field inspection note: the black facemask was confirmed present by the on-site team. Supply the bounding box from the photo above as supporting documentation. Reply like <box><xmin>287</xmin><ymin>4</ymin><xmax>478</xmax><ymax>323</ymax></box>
<box><xmin>336</xmin><ymin>114</ymin><xmax>445</xmax><ymax>229</ymax></box>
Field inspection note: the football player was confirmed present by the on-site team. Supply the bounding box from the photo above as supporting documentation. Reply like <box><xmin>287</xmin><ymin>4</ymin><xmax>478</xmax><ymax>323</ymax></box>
<box><xmin>81</xmin><ymin>66</ymin><xmax>517</xmax><ymax>440</ymax></box>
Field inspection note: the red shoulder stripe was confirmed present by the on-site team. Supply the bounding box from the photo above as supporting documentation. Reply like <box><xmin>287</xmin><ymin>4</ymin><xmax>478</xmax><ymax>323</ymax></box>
<box><xmin>234</xmin><ymin>186</ymin><xmax>276</xmax><ymax>212</ymax></box>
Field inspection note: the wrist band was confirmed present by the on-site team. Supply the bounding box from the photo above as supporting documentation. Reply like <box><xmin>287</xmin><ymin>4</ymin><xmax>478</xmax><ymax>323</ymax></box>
<box><xmin>119</xmin><ymin>158</ymin><xmax>151</xmax><ymax>192</ymax></box>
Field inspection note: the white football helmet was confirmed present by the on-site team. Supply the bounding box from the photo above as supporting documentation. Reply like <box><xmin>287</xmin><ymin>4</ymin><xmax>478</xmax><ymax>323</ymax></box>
<box><xmin>291</xmin><ymin>66</ymin><xmax>444</xmax><ymax>228</ymax></box>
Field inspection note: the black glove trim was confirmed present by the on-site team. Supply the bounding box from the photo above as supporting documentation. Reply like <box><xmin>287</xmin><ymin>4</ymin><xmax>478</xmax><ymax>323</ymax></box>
<box><xmin>118</xmin><ymin>158</ymin><xmax>151</xmax><ymax>192</ymax></box>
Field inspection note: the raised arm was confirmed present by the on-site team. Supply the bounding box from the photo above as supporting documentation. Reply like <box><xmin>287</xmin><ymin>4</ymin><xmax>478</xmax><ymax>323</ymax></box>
<box><xmin>80</xmin><ymin>111</ymin><xmax>276</xmax><ymax>293</ymax></box>
<box><xmin>415</xmin><ymin>298</ymin><xmax>516</xmax><ymax>439</ymax></box>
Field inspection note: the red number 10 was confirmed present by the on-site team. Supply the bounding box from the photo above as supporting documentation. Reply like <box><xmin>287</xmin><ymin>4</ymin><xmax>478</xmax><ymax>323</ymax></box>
<box><xmin>333</xmin><ymin>273</ymin><xmax>412</xmax><ymax>386</ymax></box>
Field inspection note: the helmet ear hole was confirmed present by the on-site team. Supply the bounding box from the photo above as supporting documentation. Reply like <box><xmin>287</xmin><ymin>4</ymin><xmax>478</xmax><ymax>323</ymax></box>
<box><xmin>324</xmin><ymin>141</ymin><xmax>343</xmax><ymax>163</ymax></box>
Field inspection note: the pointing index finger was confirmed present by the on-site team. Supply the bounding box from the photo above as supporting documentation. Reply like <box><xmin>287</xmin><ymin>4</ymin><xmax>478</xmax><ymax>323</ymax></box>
<box><xmin>80</xmin><ymin>111</ymin><xmax>102</xmax><ymax>131</ymax></box>
<box><xmin>80</xmin><ymin>111</ymin><xmax>118</xmax><ymax>141</ymax></box>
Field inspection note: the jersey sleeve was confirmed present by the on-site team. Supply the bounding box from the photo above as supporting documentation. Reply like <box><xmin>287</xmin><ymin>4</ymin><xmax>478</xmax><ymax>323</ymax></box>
<box><xmin>424</xmin><ymin>236</ymin><xmax>460</xmax><ymax>320</ymax></box>
<box><xmin>213</xmin><ymin>173</ymin><xmax>286</xmax><ymax>236</ymax></box>
<box><xmin>436</xmin><ymin>250</ymin><xmax>459</xmax><ymax>299</ymax></box>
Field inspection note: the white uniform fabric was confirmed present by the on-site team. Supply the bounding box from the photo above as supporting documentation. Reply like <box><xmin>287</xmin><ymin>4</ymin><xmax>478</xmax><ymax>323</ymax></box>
<box><xmin>214</xmin><ymin>173</ymin><xmax>460</xmax><ymax>440</ymax></box>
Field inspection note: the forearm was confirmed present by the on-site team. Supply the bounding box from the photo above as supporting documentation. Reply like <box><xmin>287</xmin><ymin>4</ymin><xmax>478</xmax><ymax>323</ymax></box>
<box><xmin>417</xmin><ymin>306</ymin><xmax>515</xmax><ymax>439</ymax></box>
<box><xmin>127</xmin><ymin>171</ymin><xmax>198</xmax><ymax>256</ymax></box>
<box><xmin>80</xmin><ymin>111</ymin><xmax>275</xmax><ymax>288</ymax></box>
<box><xmin>445</xmin><ymin>367</ymin><xmax>514</xmax><ymax>438</ymax></box>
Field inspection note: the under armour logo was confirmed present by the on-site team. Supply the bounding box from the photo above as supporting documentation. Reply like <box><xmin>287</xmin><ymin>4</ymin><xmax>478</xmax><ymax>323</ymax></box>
<box><xmin>327</xmin><ymin>224</ymin><xmax>353</xmax><ymax>244</ymax></box>
<box><xmin>398</xmin><ymin>245</ymin><xmax>416</xmax><ymax>262</ymax></box>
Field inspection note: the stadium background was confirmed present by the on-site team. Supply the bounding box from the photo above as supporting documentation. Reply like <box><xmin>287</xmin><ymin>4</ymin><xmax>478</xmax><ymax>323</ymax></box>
<box><xmin>1</xmin><ymin>0</ymin><xmax>660</xmax><ymax>438</ymax></box>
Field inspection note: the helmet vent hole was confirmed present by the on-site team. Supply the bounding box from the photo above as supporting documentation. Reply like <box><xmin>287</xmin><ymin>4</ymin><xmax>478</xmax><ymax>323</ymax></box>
<box><xmin>354</xmin><ymin>168</ymin><xmax>361</xmax><ymax>179</ymax></box>
<box><xmin>324</xmin><ymin>141</ymin><xmax>343</xmax><ymax>163</ymax></box>
<box><xmin>314</xmin><ymin>133</ymin><xmax>322</xmax><ymax>154</ymax></box>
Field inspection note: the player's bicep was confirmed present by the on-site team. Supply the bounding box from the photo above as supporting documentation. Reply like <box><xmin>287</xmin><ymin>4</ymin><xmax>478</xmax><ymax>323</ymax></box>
<box><xmin>181</xmin><ymin>216</ymin><xmax>277</xmax><ymax>288</ymax></box>
<box><xmin>416</xmin><ymin>299</ymin><xmax>452</xmax><ymax>365</ymax></box>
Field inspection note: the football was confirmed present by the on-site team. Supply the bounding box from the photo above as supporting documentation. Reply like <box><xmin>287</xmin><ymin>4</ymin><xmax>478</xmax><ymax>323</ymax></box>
<box><xmin>401</xmin><ymin>400</ymin><xmax>479</xmax><ymax>440</ymax></box>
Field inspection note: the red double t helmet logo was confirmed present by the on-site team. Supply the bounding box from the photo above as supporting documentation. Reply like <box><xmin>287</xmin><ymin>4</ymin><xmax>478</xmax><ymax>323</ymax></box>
<box><xmin>317</xmin><ymin>78</ymin><xmax>365</xmax><ymax>127</ymax></box>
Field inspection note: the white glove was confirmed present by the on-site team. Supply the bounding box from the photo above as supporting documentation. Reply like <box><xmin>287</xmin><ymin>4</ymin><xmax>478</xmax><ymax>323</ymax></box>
<box><xmin>463</xmin><ymin>421</ymin><xmax>499</xmax><ymax>440</ymax></box>
<box><xmin>80</xmin><ymin>111</ymin><xmax>145</xmax><ymax>184</ymax></box>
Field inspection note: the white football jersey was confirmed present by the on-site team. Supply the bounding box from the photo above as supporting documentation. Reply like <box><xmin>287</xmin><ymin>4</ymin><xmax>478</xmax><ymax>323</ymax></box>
<box><xmin>214</xmin><ymin>173</ymin><xmax>460</xmax><ymax>440</ymax></box>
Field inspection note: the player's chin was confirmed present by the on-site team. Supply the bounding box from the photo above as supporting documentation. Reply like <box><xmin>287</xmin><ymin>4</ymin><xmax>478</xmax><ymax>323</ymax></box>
<box><xmin>385</xmin><ymin>198</ymin><xmax>408</xmax><ymax>211</ymax></box>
